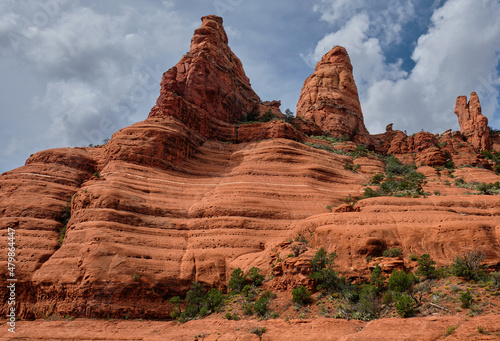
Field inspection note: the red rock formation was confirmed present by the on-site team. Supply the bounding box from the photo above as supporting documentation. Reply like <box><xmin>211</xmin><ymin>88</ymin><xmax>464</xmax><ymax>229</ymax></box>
<box><xmin>454</xmin><ymin>91</ymin><xmax>492</xmax><ymax>151</ymax></box>
<box><xmin>297</xmin><ymin>46</ymin><xmax>371</xmax><ymax>144</ymax></box>
<box><xmin>149</xmin><ymin>15</ymin><xmax>262</xmax><ymax>139</ymax></box>
<box><xmin>0</xmin><ymin>15</ymin><xmax>499</xmax><ymax>327</ymax></box>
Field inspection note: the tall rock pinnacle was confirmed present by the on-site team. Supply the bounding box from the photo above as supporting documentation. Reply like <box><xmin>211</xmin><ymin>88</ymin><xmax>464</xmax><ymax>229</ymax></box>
<box><xmin>454</xmin><ymin>92</ymin><xmax>491</xmax><ymax>151</ymax></box>
<box><xmin>296</xmin><ymin>46</ymin><xmax>370</xmax><ymax>144</ymax></box>
<box><xmin>149</xmin><ymin>15</ymin><xmax>261</xmax><ymax>138</ymax></box>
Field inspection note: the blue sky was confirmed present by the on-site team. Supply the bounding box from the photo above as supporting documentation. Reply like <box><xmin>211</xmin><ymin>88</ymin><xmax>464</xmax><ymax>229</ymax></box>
<box><xmin>1</xmin><ymin>0</ymin><xmax>499</xmax><ymax>173</ymax></box>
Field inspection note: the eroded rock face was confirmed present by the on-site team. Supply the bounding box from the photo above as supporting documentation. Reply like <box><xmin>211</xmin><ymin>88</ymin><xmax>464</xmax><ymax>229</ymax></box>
<box><xmin>454</xmin><ymin>92</ymin><xmax>492</xmax><ymax>151</ymax></box>
<box><xmin>297</xmin><ymin>46</ymin><xmax>371</xmax><ymax>144</ymax></box>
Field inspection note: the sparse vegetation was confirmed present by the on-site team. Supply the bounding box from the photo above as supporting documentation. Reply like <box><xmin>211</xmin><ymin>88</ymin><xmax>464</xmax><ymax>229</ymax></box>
<box><xmin>460</xmin><ymin>289</ymin><xmax>473</xmax><ymax>308</ymax></box>
<box><xmin>229</xmin><ymin>268</ymin><xmax>247</xmax><ymax>293</ymax></box>
<box><xmin>394</xmin><ymin>293</ymin><xmax>417</xmax><ymax>317</ymax></box>
<box><xmin>58</xmin><ymin>199</ymin><xmax>72</xmax><ymax>247</ymax></box>
<box><xmin>254</xmin><ymin>291</ymin><xmax>276</xmax><ymax>317</ymax></box>
<box><xmin>388</xmin><ymin>270</ymin><xmax>416</xmax><ymax>293</ymax></box>
<box><xmin>363</xmin><ymin>155</ymin><xmax>426</xmax><ymax>198</ymax></box>
<box><xmin>242</xmin><ymin>109</ymin><xmax>276</xmax><ymax>123</ymax></box>
<box><xmin>445</xmin><ymin>325</ymin><xmax>456</xmax><ymax>336</ymax></box>
<box><xmin>169</xmin><ymin>282</ymin><xmax>225</xmax><ymax>322</ymax></box>
<box><xmin>343</xmin><ymin>162</ymin><xmax>360</xmax><ymax>172</ymax></box>
<box><xmin>450</xmin><ymin>250</ymin><xmax>486</xmax><ymax>280</ymax></box>
<box><xmin>310</xmin><ymin>248</ymin><xmax>341</xmax><ymax>292</ymax></box>
<box><xmin>382</xmin><ymin>248</ymin><xmax>402</xmax><ymax>258</ymax></box>
<box><xmin>416</xmin><ymin>254</ymin><xmax>437</xmax><ymax>279</ymax></box>
<box><xmin>249</xmin><ymin>327</ymin><xmax>267</xmax><ymax>339</ymax></box>
<box><xmin>292</xmin><ymin>285</ymin><xmax>312</xmax><ymax>306</ymax></box>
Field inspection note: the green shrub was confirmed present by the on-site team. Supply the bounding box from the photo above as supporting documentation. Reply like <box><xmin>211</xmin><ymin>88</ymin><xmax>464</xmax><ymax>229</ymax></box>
<box><xmin>248</xmin><ymin>267</ymin><xmax>265</xmax><ymax>286</ymax></box>
<box><xmin>245</xmin><ymin>111</ymin><xmax>260</xmax><ymax>122</ymax></box>
<box><xmin>460</xmin><ymin>289</ymin><xmax>473</xmax><ymax>308</ymax></box>
<box><xmin>490</xmin><ymin>272</ymin><xmax>500</xmax><ymax>289</ymax></box>
<box><xmin>171</xmin><ymin>282</ymin><xmax>225</xmax><ymax>322</ymax></box>
<box><xmin>249</xmin><ymin>327</ymin><xmax>267</xmax><ymax>338</ymax></box>
<box><xmin>388</xmin><ymin>270</ymin><xmax>416</xmax><ymax>293</ymax></box>
<box><xmin>394</xmin><ymin>293</ymin><xmax>417</xmax><ymax>317</ymax></box>
<box><xmin>445</xmin><ymin>325</ymin><xmax>456</xmax><ymax>336</ymax></box>
<box><xmin>369</xmin><ymin>264</ymin><xmax>385</xmax><ymax>292</ymax></box>
<box><xmin>229</xmin><ymin>268</ymin><xmax>247</xmax><ymax>293</ymax></box>
<box><xmin>254</xmin><ymin>291</ymin><xmax>276</xmax><ymax>317</ymax></box>
<box><xmin>178</xmin><ymin>282</ymin><xmax>206</xmax><ymax>321</ymax></box>
<box><xmin>292</xmin><ymin>285</ymin><xmax>311</xmax><ymax>306</ymax></box>
<box><xmin>241</xmin><ymin>284</ymin><xmax>258</xmax><ymax>301</ymax></box>
<box><xmin>382</xmin><ymin>248</ymin><xmax>402</xmax><ymax>257</ymax></box>
<box><xmin>260</xmin><ymin>110</ymin><xmax>276</xmax><ymax>122</ymax></box>
<box><xmin>205</xmin><ymin>288</ymin><xmax>224</xmax><ymax>312</ymax></box>
<box><xmin>475</xmin><ymin>182</ymin><xmax>500</xmax><ymax>195</ymax></box>
<box><xmin>363</xmin><ymin>187</ymin><xmax>381</xmax><ymax>198</ymax></box>
<box><xmin>243</xmin><ymin>303</ymin><xmax>253</xmax><ymax>315</ymax></box>
<box><xmin>450</xmin><ymin>250</ymin><xmax>486</xmax><ymax>280</ymax></box>
<box><xmin>370</xmin><ymin>173</ymin><xmax>384</xmax><ymax>185</ymax></box>
<box><xmin>311</xmin><ymin>247</ymin><xmax>337</xmax><ymax>272</ymax></box>
<box><xmin>169</xmin><ymin>296</ymin><xmax>183</xmax><ymax>319</ymax></box>
<box><xmin>409</xmin><ymin>254</ymin><xmax>418</xmax><ymax>261</ymax></box>
<box><xmin>416</xmin><ymin>254</ymin><xmax>437</xmax><ymax>279</ymax></box>
<box><xmin>310</xmin><ymin>248</ymin><xmax>340</xmax><ymax>292</ymax></box>
<box><xmin>344</xmin><ymin>162</ymin><xmax>360</xmax><ymax>172</ymax></box>
<box><xmin>353</xmin><ymin>284</ymin><xmax>380</xmax><ymax>320</ymax></box>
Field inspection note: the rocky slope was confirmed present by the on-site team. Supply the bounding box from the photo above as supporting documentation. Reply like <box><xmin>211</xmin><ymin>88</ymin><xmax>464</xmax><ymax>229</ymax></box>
<box><xmin>0</xmin><ymin>14</ymin><xmax>499</xmax><ymax>336</ymax></box>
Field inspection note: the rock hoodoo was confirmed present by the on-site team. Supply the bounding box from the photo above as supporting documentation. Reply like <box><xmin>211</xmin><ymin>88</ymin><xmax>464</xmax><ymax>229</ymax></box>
<box><xmin>454</xmin><ymin>91</ymin><xmax>492</xmax><ymax>151</ymax></box>
<box><xmin>296</xmin><ymin>46</ymin><xmax>371</xmax><ymax>144</ymax></box>
<box><xmin>149</xmin><ymin>15</ymin><xmax>262</xmax><ymax>139</ymax></box>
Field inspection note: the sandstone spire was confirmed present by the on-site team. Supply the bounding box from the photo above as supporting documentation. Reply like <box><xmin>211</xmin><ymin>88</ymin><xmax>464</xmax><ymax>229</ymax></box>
<box><xmin>296</xmin><ymin>46</ymin><xmax>370</xmax><ymax>144</ymax></box>
<box><xmin>454</xmin><ymin>92</ymin><xmax>491</xmax><ymax>151</ymax></box>
<box><xmin>149</xmin><ymin>15</ymin><xmax>261</xmax><ymax>137</ymax></box>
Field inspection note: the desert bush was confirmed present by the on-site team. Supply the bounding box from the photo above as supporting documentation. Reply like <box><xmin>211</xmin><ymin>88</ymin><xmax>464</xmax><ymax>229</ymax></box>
<box><xmin>416</xmin><ymin>254</ymin><xmax>437</xmax><ymax>279</ymax></box>
<box><xmin>369</xmin><ymin>264</ymin><xmax>385</xmax><ymax>292</ymax></box>
<box><xmin>352</xmin><ymin>284</ymin><xmax>380</xmax><ymax>321</ymax></box>
<box><xmin>173</xmin><ymin>282</ymin><xmax>225</xmax><ymax>322</ymax></box>
<box><xmin>243</xmin><ymin>303</ymin><xmax>253</xmax><ymax>315</ymax></box>
<box><xmin>292</xmin><ymin>285</ymin><xmax>311</xmax><ymax>306</ymax></box>
<box><xmin>383</xmin><ymin>248</ymin><xmax>402</xmax><ymax>257</ymax></box>
<box><xmin>445</xmin><ymin>325</ymin><xmax>456</xmax><ymax>336</ymax></box>
<box><xmin>241</xmin><ymin>284</ymin><xmax>258</xmax><ymax>301</ymax></box>
<box><xmin>344</xmin><ymin>162</ymin><xmax>360</xmax><ymax>172</ymax></box>
<box><xmin>460</xmin><ymin>289</ymin><xmax>473</xmax><ymax>308</ymax></box>
<box><xmin>394</xmin><ymin>293</ymin><xmax>417</xmax><ymax>317</ymax></box>
<box><xmin>260</xmin><ymin>110</ymin><xmax>276</xmax><ymax>122</ymax></box>
<box><xmin>388</xmin><ymin>270</ymin><xmax>416</xmax><ymax>293</ymax></box>
<box><xmin>490</xmin><ymin>272</ymin><xmax>500</xmax><ymax>289</ymax></box>
<box><xmin>292</xmin><ymin>243</ymin><xmax>307</xmax><ymax>257</ymax></box>
<box><xmin>475</xmin><ymin>182</ymin><xmax>500</xmax><ymax>195</ymax></box>
<box><xmin>250</xmin><ymin>327</ymin><xmax>267</xmax><ymax>338</ymax></box>
<box><xmin>450</xmin><ymin>250</ymin><xmax>486</xmax><ymax>280</ymax></box>
<box><xmin>229</xmin><ymin>268</ymin><xmax>246</xmax><ymax>293</ymax></box>
<box><xmin>254</xmin><ymin>291</ymin><xmax>276</xmax><ymax>317</ymax></box>
<box><xmin>408</xmin><ymin>254</ymin><xmax>418</xmax><ymax>261</ymax></box>
<box><xmin>310</xmin><ymin>248</ymin><xmax>341</xmax><ymax>292</ymax></box>
<box><xmin>248</xmin><ymin>267</ymin><xmax>265</xmax><ymax>286</ymax></box>
<box><xmin>370</xmin><ymin>173</ymin><xmax>384</xmax><ymax>185</ymax></box>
